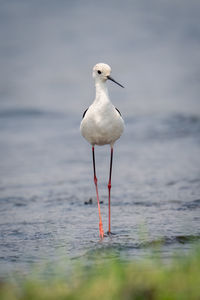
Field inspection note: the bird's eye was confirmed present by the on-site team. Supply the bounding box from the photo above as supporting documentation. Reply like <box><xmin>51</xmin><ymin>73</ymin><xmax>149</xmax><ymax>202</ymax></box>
<box><xmin>97</xmin><ymin>70</ymin><xmax>101</xmax><ymax>74</ymax></box>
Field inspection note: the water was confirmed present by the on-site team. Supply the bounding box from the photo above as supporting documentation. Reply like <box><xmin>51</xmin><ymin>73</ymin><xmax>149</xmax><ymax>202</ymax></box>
<box><xmin>0</xmin><ymin>0</ymin><xmax>200</xmax><ymax>278</ymax></box>
<box><xmin>0</xmin><ymin>110</ymin><xmax>200</xmax><ymax>277</ymax></box>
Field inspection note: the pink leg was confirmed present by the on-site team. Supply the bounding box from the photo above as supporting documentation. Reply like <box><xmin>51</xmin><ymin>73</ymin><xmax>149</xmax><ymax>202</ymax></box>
<box><xmin>92</xmin><ymin>146</ymin><xmax>104</xmax><ymax>239</ymax></box>
<box><xmin>108</xmin><ymin>146</ymin><xmax>113</xmax><ymax>234</ymax></box>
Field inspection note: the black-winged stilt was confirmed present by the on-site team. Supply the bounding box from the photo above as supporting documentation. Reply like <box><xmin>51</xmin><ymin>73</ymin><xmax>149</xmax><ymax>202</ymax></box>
<box><xmin>80</xmin><ymin>63</ymin><xmax>124</xmax><ymax>239</ymax></box>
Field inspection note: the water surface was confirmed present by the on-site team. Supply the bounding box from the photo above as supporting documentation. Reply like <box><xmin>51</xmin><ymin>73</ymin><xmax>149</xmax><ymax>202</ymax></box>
<box><xmin>0</xmin><ymin>0</ymin><xmax>200</xmax><ymax>278</ymax></box>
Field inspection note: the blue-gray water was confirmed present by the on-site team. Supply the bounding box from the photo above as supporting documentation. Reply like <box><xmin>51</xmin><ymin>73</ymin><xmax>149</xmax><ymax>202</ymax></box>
<box><xmin>0</xmin><ymin>0</ymin><xmax>200</xmax><ymax>278</ymax></box>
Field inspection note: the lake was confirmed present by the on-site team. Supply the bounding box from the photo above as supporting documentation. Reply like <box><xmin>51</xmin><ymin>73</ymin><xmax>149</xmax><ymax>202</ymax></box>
<box><xmin>0</xmin><ymin>0</ymin><xmax>200</xmax><ymax>278</ymax></box>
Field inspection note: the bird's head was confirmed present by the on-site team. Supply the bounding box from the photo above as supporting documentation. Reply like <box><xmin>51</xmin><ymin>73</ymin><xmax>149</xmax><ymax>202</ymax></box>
<box><xmin>93</xmin><ymin>63</ymin><xmax>124</xmax><ymax>88</ymax></box>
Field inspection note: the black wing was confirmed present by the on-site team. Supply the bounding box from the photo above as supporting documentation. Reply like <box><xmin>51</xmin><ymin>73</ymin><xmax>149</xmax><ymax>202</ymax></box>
<box><xmin>82</xmin><ymin>108</ymin><xmax>88</xmax><ymax>119</ymax></box>
<box><xmin>115</xmin><ymin>107</ymin><xmax>122</xmax><ymax>117</ymax></box>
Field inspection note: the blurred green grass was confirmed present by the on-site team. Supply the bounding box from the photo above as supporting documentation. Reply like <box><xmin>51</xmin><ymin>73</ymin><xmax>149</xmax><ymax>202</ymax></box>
<box><xmin>1</xmin><ymin>246</ymin><xmax>200</xmax><ymax>300</ymax></box>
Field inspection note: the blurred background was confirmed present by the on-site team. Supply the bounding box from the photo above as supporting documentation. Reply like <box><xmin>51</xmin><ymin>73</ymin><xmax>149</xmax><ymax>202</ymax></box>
<box><xmin>1</xmin><ymin>0</ymin><xmax>200</xmax><ymax>116</ymax></box>
<box><xmin>0</xmin><ymin>0</ymin><xmax>200</xmax><ymax>277</ymax></box>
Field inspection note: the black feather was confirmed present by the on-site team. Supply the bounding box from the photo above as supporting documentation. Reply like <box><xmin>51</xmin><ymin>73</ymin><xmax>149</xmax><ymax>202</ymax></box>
<box><xmin>82</xmin><ymin>108</ymin><xmax>88</xmax><ymax>119</ymax></box>
<box><xmin>115</xmin><ymin>107</ymin><xmax>122</xmax><ymax>116</ymax></box>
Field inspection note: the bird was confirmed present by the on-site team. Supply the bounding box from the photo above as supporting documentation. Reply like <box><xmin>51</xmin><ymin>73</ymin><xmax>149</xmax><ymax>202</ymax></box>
<box><xmin>80</xmin><ymin>63</ymin><xmax>124</xmax><ymax>239</ymax></box>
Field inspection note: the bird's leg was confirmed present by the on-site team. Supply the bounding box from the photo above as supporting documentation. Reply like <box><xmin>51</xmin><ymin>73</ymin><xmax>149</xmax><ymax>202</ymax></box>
<box><xmin>92</xmin><ymin>146</ymin><xmax>104</xmax><ymax>239</ymax></box>
<box><xmin>107</xmin><ymin>146</ymin><xmax>113</xmax><ymax>235</ymax></box>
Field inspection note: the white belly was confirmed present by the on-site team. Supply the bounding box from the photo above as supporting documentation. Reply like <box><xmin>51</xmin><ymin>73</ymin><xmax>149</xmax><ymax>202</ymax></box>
<box><xmin>80</xmin><ymin>104</ymin><xmax>124</xmax><ymax>146</ymax></box>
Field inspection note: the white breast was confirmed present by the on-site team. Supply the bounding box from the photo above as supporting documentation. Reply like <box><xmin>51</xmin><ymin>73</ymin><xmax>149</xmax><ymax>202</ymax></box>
<box><xmin>80</xmin><ymin>102</ymin><xmax>124</xmax><ymax>146</ymax></box>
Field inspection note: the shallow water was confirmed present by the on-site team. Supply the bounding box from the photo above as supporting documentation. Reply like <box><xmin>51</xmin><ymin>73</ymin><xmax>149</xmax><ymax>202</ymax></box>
<box><xmin>0</xmin><ymin>0</ymin><xmax>200</xmax><ymax>278</ymax></box>
<box><xmin>0</xmin><ymin>110</ymin><xmax>200</xmax><ymax>277</ymax></box>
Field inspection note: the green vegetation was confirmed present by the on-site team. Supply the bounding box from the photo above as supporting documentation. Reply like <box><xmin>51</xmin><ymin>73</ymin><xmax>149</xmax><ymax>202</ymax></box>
<box><xmin>1</xmin><ymin>247</ymin><xmax>200</xmax><ymax>300</ymax></box>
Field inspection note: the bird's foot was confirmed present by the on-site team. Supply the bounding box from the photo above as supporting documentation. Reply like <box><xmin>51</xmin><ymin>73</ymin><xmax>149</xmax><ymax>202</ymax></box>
<box><xmin>107</xmin><ymin>231</ymin><xmax>116</xmax><ymax>236</ymax></box>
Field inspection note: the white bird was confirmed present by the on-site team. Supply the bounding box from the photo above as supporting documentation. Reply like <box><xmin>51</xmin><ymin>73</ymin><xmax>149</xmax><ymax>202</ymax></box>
<box><xmin>80</xmin><ymin>63</ymin><xmax>124</xmax><ymax>239</ymax></box>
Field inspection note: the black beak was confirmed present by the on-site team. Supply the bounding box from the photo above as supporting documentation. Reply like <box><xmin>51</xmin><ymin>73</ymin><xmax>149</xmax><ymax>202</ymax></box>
<box><xmin>107</xmin><ymin>75</ymin><xmax>124</xmax><ymax>88</ymax></box>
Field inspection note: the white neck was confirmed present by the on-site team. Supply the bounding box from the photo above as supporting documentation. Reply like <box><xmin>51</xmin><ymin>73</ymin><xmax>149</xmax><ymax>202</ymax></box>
<box><xmin>94</xmin><ymin>79</ymin><xmax>110</xmax><ymax>104</ymax></box>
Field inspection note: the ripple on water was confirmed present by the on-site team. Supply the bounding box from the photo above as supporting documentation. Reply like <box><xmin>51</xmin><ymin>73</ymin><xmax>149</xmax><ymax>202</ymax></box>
<box><xmin>180</xmin><ymin>199</ymin><xmax>200</xmax><ymax>210</ymax></box>
<box><xmin>126</xmin><ymin>114</ymin><xmax>200</xmax><ymax>142</ymax></box>
<box><xmin>0</xmin><ymin>111</ymin><xmax>199</xmax><ymax>277</ymax></box>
